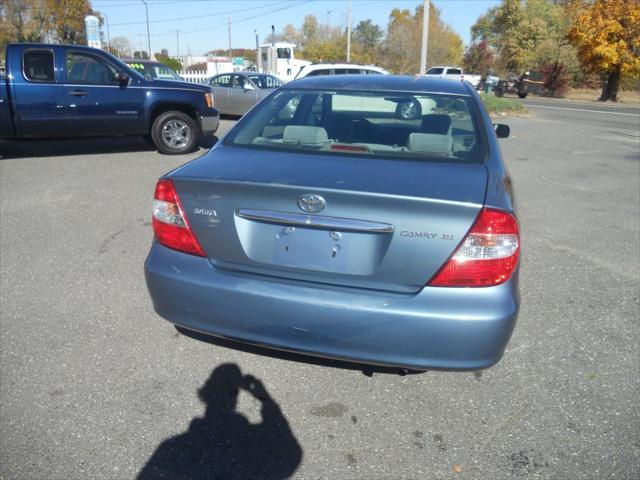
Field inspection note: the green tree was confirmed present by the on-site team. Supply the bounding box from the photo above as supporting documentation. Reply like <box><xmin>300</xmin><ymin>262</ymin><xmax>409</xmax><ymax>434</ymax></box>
<box><xmin>381</xmin><ymin>3</ymin><xmax>464</xmax><ymax>74</ymax></box>
<box><xmin>470</xmin><ymin>0</ymin><xmax>580</xmax><ymax>78</ymax></box>
<box><xmin>353</xmin><ymin>20</ymin><xmax>383</xmax><ymax>49</ymax></box>
<box><xmin>155</xmin><ymin>52</ymin><xmax>182</xmax><ymax>72</ymax></box>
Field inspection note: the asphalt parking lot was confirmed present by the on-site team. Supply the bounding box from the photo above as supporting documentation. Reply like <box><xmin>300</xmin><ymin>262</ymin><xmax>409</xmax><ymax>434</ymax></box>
<box><xmin>1</xmin><ymin>102</ymin><xmax>639</xmax><ymax>479</ymax></box>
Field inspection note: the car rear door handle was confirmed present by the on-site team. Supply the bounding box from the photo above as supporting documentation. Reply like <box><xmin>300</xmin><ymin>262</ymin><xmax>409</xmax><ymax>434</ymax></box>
<box><xmin>69</xmin><ymin>90</ymin><xmax>88</xmax><ymax>97</ymax></box>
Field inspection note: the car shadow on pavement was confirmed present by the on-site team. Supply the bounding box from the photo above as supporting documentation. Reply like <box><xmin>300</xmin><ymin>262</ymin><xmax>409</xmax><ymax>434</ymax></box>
<box><xmin>0</xmin><ymin>135</ymin><xmax>218</xmax><ymax>159</ymax></box>
<box><xmin>175</xmin><ymin>326</ymin><xmax>425</xmax><ymax>377</ymax></box>
<box><xmin>137</xmin><ymin>363</ymin><xmax>303</xmax><ymax>480</ymax></box>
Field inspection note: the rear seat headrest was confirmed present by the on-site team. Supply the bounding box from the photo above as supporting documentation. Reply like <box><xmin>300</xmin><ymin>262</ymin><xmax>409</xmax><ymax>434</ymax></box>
<box><xmin>283</xmin><ymin>126</ymin><xmax>329</xmax><ymax>145</ymax></box>
<box><xmin>421</xmin><ymin>114</ymin><xmax>452</xmax><ymax>134</ymax></box>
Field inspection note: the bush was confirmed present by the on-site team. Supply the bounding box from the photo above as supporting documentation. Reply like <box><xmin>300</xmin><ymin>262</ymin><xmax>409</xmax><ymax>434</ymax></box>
<box><xmin>540</xmin><ymin>62</ymin><xmax>571</xmax><ymax>98</ymax></box>
<box><xmin>480</xmin><ymin>93</ymin><xmax>526</xmax><ymax>115</ymax></box>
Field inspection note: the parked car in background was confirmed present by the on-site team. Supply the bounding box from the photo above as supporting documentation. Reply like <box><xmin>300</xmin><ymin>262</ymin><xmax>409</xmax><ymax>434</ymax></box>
<box><xmin>206</xmin><ymin>72</ymin><xmax>282</xmax><ymax>116</ymax></box>
<box><xmin>424</xmin><ymin>66</ymin><xmax>481</xmax><ymax>88</ymax></box>
<box><xmin>294</xmin><ymin>63</ymin><xmax>388</xmax><ymax>79</ymax></box>
<box><xmin>145</xmin><ymin>75</ymin><xmax>519</xmax><ymax>371</ymax></box>
<box><xmin>123</xmin><ymin>59</ymin><xmax>183</xmax><ymax>81</ymax></box>
<box><xmin>0</xmin><ymin>43</ymin><xmax>218</xmax><ymax>154</ymax></box>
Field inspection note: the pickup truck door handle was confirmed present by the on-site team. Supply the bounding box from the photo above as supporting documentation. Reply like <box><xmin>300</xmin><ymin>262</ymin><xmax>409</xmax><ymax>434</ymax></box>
<box><xmin>69</xmin><ymin>90</ymin><xmax>88</xmax><ymax>97</ymax></box>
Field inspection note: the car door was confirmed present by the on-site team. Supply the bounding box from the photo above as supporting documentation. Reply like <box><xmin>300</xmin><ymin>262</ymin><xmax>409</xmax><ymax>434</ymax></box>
<box><xmin>11</xmin><ymin>48</ymin><xmax>68</xmax><ymax>137</ymax></box>
<box><xmin>63</xmin><ymin>49</ymin><xmax>145</xmax><ymax>136</ymax></box>
<box><xmin>228</xmin><ymin>74</ymin><xmax>258</xmax><ymax>116</ymax></box>
<box><xmin>208</xmin><ymin>74</ymin><xmax>231</xmax><ymax>114</ymax></box>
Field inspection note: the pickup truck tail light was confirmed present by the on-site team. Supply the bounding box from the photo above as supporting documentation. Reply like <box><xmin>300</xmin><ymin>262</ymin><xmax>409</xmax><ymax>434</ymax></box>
<box><xmin>429</xmin><ymin>208</ymin><xmax>520</xmax><ymax>287</ymax></box>
<box><xmin>152</xmin><ymin>179</ymin><xmax>206</xmax><ymax>257</ymax></box>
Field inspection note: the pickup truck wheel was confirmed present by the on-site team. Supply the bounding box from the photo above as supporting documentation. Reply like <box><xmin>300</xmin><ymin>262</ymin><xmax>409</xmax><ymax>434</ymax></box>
<box><xmin>151</xmin><ymin>111</ymin><xmax>198</xmax><ymax>155</ymax></box>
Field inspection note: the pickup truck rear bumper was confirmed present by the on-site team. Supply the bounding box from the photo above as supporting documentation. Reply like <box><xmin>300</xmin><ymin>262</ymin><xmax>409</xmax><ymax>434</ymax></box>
<box><xmin>200</xmin><ymin>108</ymin><xmax>219</xmax><ymax>136</ymax></box>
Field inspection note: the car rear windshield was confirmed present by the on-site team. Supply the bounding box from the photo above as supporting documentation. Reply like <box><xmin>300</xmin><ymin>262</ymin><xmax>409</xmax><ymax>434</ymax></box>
<box><xmin>227</xmin><ymin>89</ymin><xmax>486</xmax><ymax>163</ymax></box>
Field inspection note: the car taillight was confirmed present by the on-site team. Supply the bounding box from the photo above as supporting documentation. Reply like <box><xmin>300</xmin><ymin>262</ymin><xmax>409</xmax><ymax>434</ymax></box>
<box><xmin>429</xmin><ymin>208</ymin><xmax>520</xmax><ymax>287</ymax></box>
<box><xmin>152</xmin><ymin>179</ymin><xmax>206</xmax><ymax>257</ymax></box>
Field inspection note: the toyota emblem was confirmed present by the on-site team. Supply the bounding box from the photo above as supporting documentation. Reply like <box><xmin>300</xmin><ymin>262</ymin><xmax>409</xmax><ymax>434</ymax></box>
<box><xmin>298</xmin><ymin>194</ymin><xmax>326</xmax><ymax>213</ymax></box>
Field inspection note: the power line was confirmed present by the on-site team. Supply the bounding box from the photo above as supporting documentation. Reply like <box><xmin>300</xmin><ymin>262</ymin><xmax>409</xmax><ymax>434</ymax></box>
<box><xmin>108</xmin><ymin>0</ymin><xmax>296</xmax><ymax>26</ymax></box>
<box><xmin>147</xmin><ymin>0</ymin><xmax>313</xmax><ymax>38</ymax></box>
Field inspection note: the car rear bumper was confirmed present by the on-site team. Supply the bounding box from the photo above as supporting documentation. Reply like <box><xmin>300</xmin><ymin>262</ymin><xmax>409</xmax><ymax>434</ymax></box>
<box><xmin>144</xmin><ymin>242</ymin><xmax>519</xmax><ymax>370</ymax></box>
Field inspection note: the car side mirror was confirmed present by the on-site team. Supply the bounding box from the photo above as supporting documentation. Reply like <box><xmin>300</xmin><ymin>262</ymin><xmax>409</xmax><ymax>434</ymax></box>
<box><xmin>115</xmin><ymin>72</ymin><xmax>129</xmax><ymax>86</ymax></box>
<box><xmin>494</xmin><ymin>124</ymin><xmax>510</xmax><ymax>139</ymax></box>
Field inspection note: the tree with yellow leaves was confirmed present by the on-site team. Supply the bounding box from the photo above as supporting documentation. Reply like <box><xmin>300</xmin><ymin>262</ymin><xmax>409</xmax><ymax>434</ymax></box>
<box><xmin>568</xmin><ymin>0</ymin><xmax>640</xmax><ymax>101</ymax></box>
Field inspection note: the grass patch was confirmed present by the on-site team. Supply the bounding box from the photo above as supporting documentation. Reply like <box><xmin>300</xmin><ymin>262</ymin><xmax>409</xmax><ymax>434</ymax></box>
<box><xmin>565</xmin><ymin>88</ymin><xmax>640</xmax><ymax>105</ymax></box>
<box><xmin>480</xmin><ymin>93</ymin><xmax>527</xmax><ymax>115</ymax></box>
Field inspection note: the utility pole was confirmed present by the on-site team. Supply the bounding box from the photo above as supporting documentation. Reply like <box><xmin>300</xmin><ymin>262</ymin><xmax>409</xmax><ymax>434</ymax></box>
<box><xmin>346</xmin><ymin>0</ymin><xmax>352</xmax><ymax>62</ymax></box>
<box><xmin>227</xmin><ymin>18</ymin><xmax>232</xmax><ymax>59</ymax></box>
<box><xmin>105</xmin><ymin>15</ymin><xmax>111</xmax><ymax>52</ymax></box>
<box><xmin>176</xmin><ymin>30</ymin><xmax>179</xmax><ymax>57</ymax></box>
<box><xmin>419</xmin><ymin>0</ymin><xmax>429</xmax><ymax>75</ymax></box>
<box><xmin>255</xmin><ymin>30</ymin><xmax>261</xmax><ymax>73</ymax></box>
<box><xmin>141</xmin><ymin>0</ymin><xmax>151</xmax><ymax>58</ymax></box>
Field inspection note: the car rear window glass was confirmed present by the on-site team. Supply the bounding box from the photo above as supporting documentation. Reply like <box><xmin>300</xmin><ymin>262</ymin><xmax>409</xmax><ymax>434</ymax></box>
<box><xmin>24</xmin><ymin>50</ymin><xmax>54</xmax><ymax>82</ymax></box>
<box><xmin>448</xmin><ymin>68</ymin><xmax>462</xmax><ymax>75</ymax></box>
<box><xmin>227</xmin><ymin>89</ymin><xmax>485</xmax><ymax>163</ymax></box>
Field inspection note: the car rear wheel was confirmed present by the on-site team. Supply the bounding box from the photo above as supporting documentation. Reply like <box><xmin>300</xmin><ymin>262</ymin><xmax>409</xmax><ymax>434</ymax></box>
<box><xmin>494</xmin><ymin>88</ymin><xmax>504</xmax><ymax>97</ymax></box>
<box><xmin>151</xmin><ymin>111</ymin><xmax>198</xmax><ymax>155</ymax></box>
<box><xmin>518</xmin><ymin>92</ymin><xmax>528</xmax><ymax>99</ymax></box>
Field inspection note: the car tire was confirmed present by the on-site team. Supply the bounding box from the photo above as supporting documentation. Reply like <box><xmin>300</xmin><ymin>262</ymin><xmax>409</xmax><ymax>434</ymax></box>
<box><xmin>151</xmin><ymin>111</ymin><xmax>198</xmax><ymax>155</ymax></box>
<box><xmin>395</xmin><ymin>99</ymin><xmax>422</xmax><ymax>120</ymax></box>
<box><xmin>494</xmin><ymin>88</ymin><xmax>504</xmax><ymax>97</ymax></box>
<box><xmin>518</xmin><ymin>92</ymin><xmax>528</xmax><ymax>99</ymax></box>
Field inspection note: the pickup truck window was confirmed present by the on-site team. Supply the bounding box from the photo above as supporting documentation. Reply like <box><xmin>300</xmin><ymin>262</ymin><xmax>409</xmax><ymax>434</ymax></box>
<box><xmin>448</xmin><ymin>68</ymin><xmax>462</xmax><ymax>75</ymax></box>
<box><xmin>24</xmin><ymin>50</ymin><xmax>54</xmax><ymax>82</ymax></box>
<box><xmin>66</xmin><ymin>52</ymin><xmax>117</xmax><ymax>85</ymax></box>
<box><xmin>426</xmin><ymin>67</ymin><xmax>444</xmax><ymax>75</ymax></box>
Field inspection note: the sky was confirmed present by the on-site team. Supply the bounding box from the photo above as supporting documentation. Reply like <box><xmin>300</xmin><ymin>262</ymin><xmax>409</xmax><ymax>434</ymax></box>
<box><xmin>91</xmin><ymin>0</ymin><xmax>501</xmax><ymax>57</ymax></box>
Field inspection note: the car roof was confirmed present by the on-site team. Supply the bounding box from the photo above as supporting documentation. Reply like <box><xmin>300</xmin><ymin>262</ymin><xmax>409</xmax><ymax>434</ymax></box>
<box><xmin>285</xmin><ymin>75</ymin><xmax>472</xmax><ymax>95</ymax></box>
<box><xmin>305</xmin><ymin>63</ymin><xmax>384</xmax><ymax>69</ymax></box>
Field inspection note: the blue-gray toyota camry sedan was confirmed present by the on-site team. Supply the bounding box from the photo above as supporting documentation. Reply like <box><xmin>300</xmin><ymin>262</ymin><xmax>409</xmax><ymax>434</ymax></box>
<box><xmin>144</xmin><ymin>75</ymin><xmax>520</xmax><ymax>371</ymax></box>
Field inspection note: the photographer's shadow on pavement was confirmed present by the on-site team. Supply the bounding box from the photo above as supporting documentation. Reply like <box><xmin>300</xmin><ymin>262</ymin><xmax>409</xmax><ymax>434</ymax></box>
<box><xmin>137</xmin><ymin>363</ymin><xmax>303</xmax><ymax>480</ymax></box>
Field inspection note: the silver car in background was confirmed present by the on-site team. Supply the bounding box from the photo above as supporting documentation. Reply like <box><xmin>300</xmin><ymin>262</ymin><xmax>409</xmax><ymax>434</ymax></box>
<box><xmin>206</xmin><ymin>72</ymin><xmax>282</xmax><ymax>116</ymax></box>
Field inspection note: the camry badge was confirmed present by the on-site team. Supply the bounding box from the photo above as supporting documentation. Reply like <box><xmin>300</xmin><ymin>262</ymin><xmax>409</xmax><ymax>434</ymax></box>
<box><xmin>298</xmin><ymin>194</ymin><xmax>326</xmax><ymax>213</ymax></box>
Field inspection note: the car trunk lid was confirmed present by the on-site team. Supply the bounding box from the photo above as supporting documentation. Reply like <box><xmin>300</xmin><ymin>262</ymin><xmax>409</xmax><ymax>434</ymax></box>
<box><xmin>172</xmin><ymin>146</ymin><xmax>486</xmax><ymax>293</ymax></box>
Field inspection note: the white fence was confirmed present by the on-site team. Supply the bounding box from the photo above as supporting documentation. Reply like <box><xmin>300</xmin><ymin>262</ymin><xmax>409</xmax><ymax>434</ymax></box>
<box><xmin>178</xmin><ymin>70</ymin><xmax>208</xmax><ymax>84</ymax></box>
